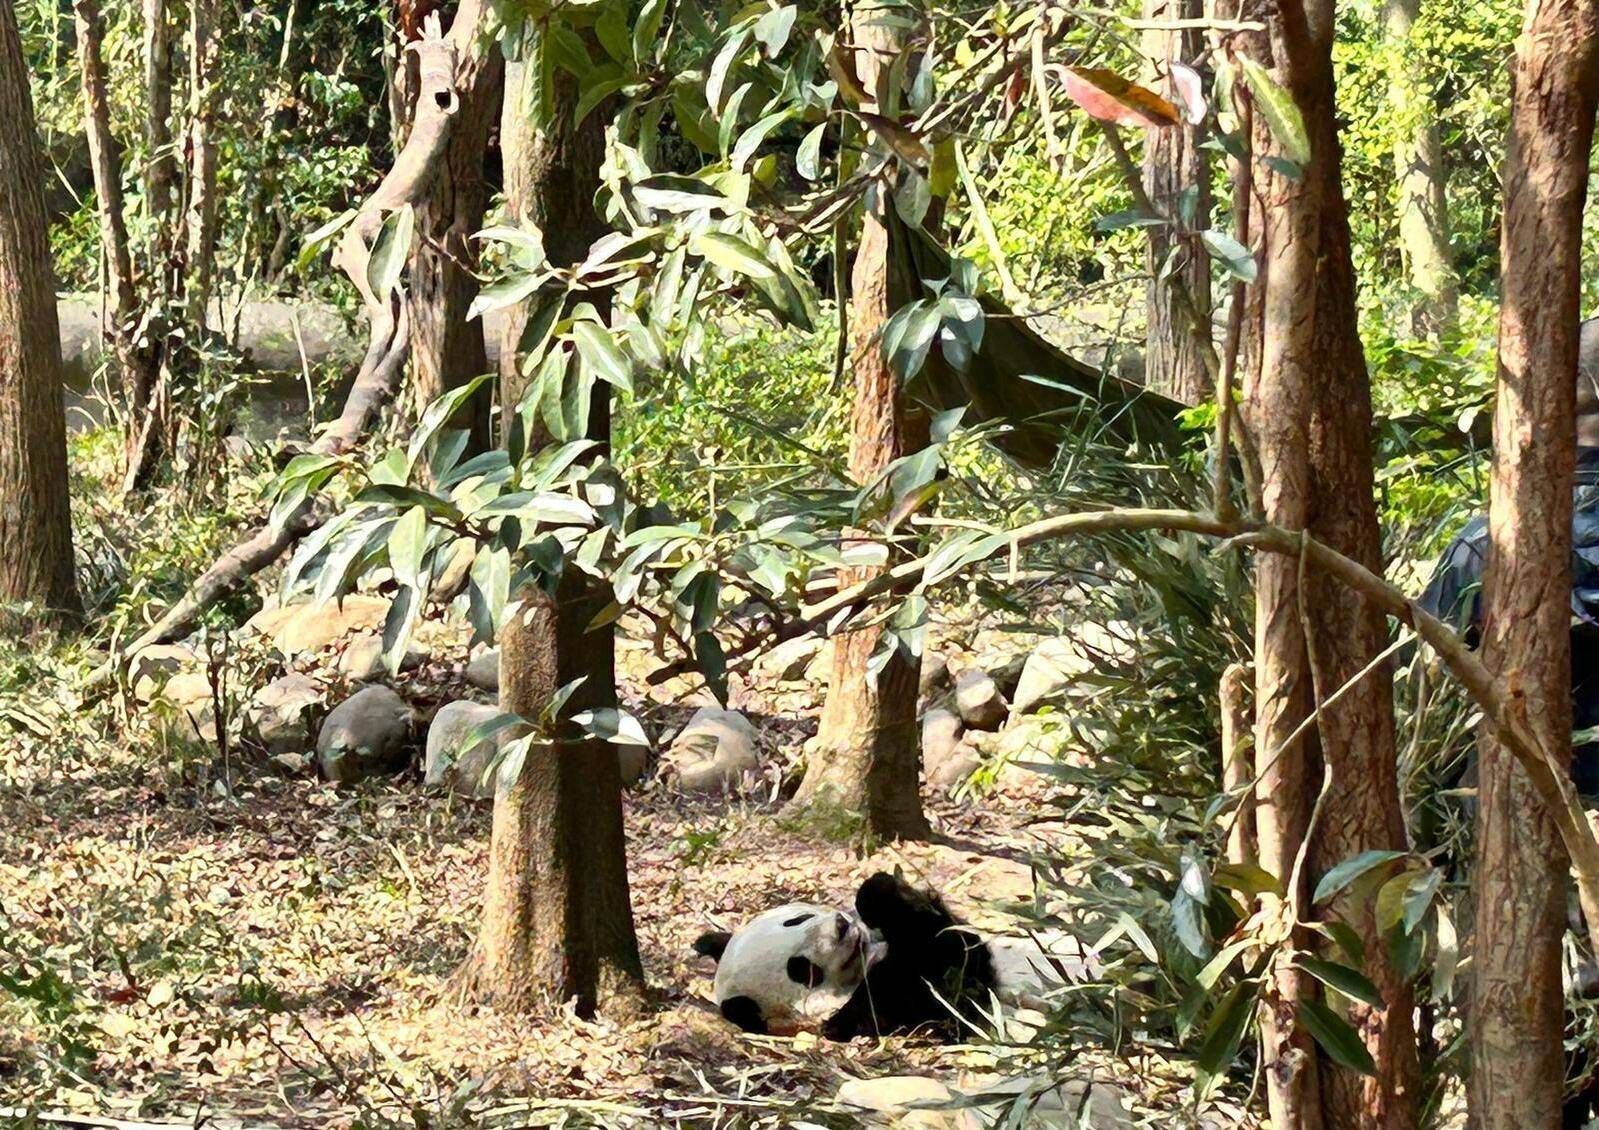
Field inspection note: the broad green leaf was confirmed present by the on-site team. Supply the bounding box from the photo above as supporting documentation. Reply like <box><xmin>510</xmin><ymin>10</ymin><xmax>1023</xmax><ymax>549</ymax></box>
<box><xmin>366</xmin><ymin>205</ymin><xmax>414</xmax><ymax>299</ymax></box>
<box><xmin>1238</xmin><ymin>55</ymin><xmax>1312</xmax><ymax>165</ymax></box>
<box><xmin>595</xmin><ymin>2</ymin><xmax>629</xmax><ymax>62</ymax></box>
<box><xmin>468</xmin><ymin>272</ymin><xmax>543</xmax><ymax>322</ymax></box>
<box><xmin>1297</xmin><ymin>999</ymin><xmax>1376</xmax><ymax>1075</ymax></box>
<box><xmin>1200</xmin><ymin>230</ymin><xmax>1257</xmax><ymax>282</ymax></box>
<box><xmin>632</xmin><ymin>0</ymin><xmax>667</xmax><ymax>63</ymax></box>
<box><xmin>1313</xmin><ymin>850</ymin><xmax>1406</xmax><ymax>905</ymax></box>
<box><xmin>388</xmin><ymin>505</ymin><xmax>429</xmax><ymax>589</ymax></box>
<box><xmin>572</xmin><ymin>707</ymin><xmax>650</xmax><ymax>747</ymax></box>
<box><xmin>692</xmin><ymin>231</ymin><xmax>778</xmax><ymax>280</ymax></box>
<box><xmin>796</xmin><ymin>122</ymin><xmax>827</xmax><ymax>180</ymax></box>
<box><xmin>1196</xmin><ymin>982</ymin><xmax>1255</xmax><ymax>1077</ymax></box>
<box><xmin>752</xmin><ymin>5</ymin><xmax>795</xmax><ymax>56</ymax></box>
<box><xmin>572</xmin><ymin>321</ymin><xmax>635</xmax><ymax>392</ymax></box>
<box><xmin>707</xmin><ymin>27</ymin><xmax>752</xmax><ymax>114</ymax></box>
<box><xmin>1401</xmin><ymin>868</ymin><xmax>1443</xmax><ymax>934</ymax></box>
<box><xmin>731</xmin><ymin>108</ymin><xmax>797</xmax><ymax>172</ymax></box>
<box><xmin>1297</xmin><ymin>955</ymin><xmax>1382</xmax><ymax>1008</ymax></box>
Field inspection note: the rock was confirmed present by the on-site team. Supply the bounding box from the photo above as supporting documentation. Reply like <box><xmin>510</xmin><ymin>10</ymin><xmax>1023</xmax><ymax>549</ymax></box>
<box><xmin>316</xmin><ymin>685</ymin><xmax>411</xmax><ymax>783</ymax></box>
<box><xmin>754</xmin><ymin>635</ymin><xmax>824</xmax><ymax>682</ymax></box>
<box><xmin>249</xmin><ymin>673</ymin><xmax>322</xmax><ymax>755</ymax></box>
<box><xmin>919</xmin><ymin>651</ymin><xmax>951</xmax><ymax>700</ymax></box>
<box><xmin>1012</xmin><ymin>624</ymin><xmax>1136</xmax><ymax>714</ymax></box>
<box><xmin>665</xmin><ymin>707</ymin><xmax>759</xmax><ymax>792</ymax></box>
<box><xmin>927</xmin><ymin>742</ymin><xmax>980</xmax><ymax>793</ymax></box>
<box><xmin>271</xmin><ymin>751</ymin><xmax>310</xmax><ymax>774</ymax></box>
<box><xmin>955</xmin><ymin>1074</ymin><xmax>1133</xmax><ymax>1129</ymax></box>
<box><xmin>465</xmin><ymin>648</ymin><xmax>499</xmax><ymax>692</ymax></box>
<box><xmin>834</xmin><ymin>1076</ymin><xmax>976</xmax><ymax>1130</ymax></box>
<box><xmin>251</xmin><ymin>595</ymin><xmax>392</xmax><ymax>656</ymax></box>
<box><xmin>803</xmin><ymin>642</ymin><xmax>833</xmax><ymax>684</ymax></box>
<box><xmin>154</xmin><ymin>671</ymin><xmax>217</xmax><ymax>744</ymax></box>
<box><xmin>129</xmin><ymin>643</ymin><xmax>197</xmax><ymax>703</ymax></box>
<box><xmin>338</xmin><ymin>633</ymin><xmax>425</xmax><ymax>682</ymax></box>
<box><xmin>986</xmin><ymin>651</ymin><xmax>1031</xmax><ymax>699</ymax></box>
<box><xmin>953</xmin><ymin>667</ymin><xmax>1007</xmax><ymax>731</ymax></box>
<box><xmin>921</xmin><ymin>708</ymin><xmax>963</xmax><ymax>769</ymax></box>
<box><xmin>424</xmin><ymin>700</ymin><xmax>500</xmax><ymax>799</ymax></box>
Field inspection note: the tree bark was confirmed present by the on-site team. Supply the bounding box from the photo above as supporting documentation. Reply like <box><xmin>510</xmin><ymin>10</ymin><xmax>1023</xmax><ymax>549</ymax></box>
<box><xmin>0</xmin><ymin>0</ymin><xmax>80</xmax><ymax>624</ymax></box>
<box><xmin>1471</xmin><ymin>4</ymin><xmax>1599</xmax><ymax>1125</ymax></box>
<box><xmin>1236</xmin><ymin>1</ymin><xmax>1417</xmax><ymax>1124</ymax></box>
<box><xmin>183</xmin><ymin>0</ymin><xmax>221</xmax><ymax>317</ymax></box>
<box><xmin>1220</xmin><ymin>662</ymin><xmax>1255</xmax><ymax>866</ymax></box>
<box><xmin>789</xmin><ymin>0</ymin><xmax>930</xmax><ymax>842</ymax></box>
<box><xmin>451</xmin><ymin>40</ymin><xmax>643</xmax><ymax>1016</ymax></box>
<box><xmin>1383</xmin><ymin>0</ymin><xmax>1458</xmax><ymax>338</ymax></box>
<box><xmin>73</xmin><ymin>0</ymin><xmax>162</xmax><ymax>486</ymax></box>
<box><xmin>408</xmin><ymin>32</ymin><xmax>501</xmax><ymax>453</ymax></box>
<box><xmin>143</xmin><ymin>0</ymin><xmax>175</xmax><ymax>283</ymax></box>
<box><xmin>1141</xmin><ymin>0</ymin><xmax>1212</xmax><ymax>405</ymax></box>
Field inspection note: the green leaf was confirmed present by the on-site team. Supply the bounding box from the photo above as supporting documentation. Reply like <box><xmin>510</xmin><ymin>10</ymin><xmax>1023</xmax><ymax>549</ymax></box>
<box><xmin>1171</xmin><ymin>889</ymin><xmax>1209</xmax><ymax>958</ymax></box>
<box><xmin>572</xmin><ymin>707</ymin><xmax>650</xmax><ymax>747</ymax></box>
<box><xmin>595</xmin><ymin>2</ymin><xmax>629</xmax><ymax>62</ymax></box>
<box><xmin>707</xmin><ymin>27</ymin><xmax>752</xmax><ymax>114</ymax></box>
<box><xmin>366</xmin><ymin>204</ymin><xmax>414</xmax><ymax>299</ymax></box>
<box><xmin>1297</xmin><ymin>956</ymin><xmax>1382</xmax><ymax>1008</ymax></box>
<box><xmin>1313</xmin><ymin>850</ymin><xmax>1406</xmax><ymax>905</ymax></box>
<box><xmin>1297</xmin><ymin>999</ymin><xmax>1376</xmax><ymax>1076</ymax></box>
<box><xmin>298</xmin><ymin>209</ymin><xmax>355</xmax><ymax>272</ymax></box>
<box><xmin>1212</xmin><ymin>862</ymin><xmax>1285</xmax><ymax>899</ymax></box>
<box><xmin>1196</xmin><ymin>982</ymin><xmax>1255</xmax><ymax>1078</ymax></box>
<box><xmin>796</xmin><ymin>122</ymin><xmax>826</xmax><ymax>180</ymax></box>
<box><xmin>1238</xmin><ymin>55</ymin><xmax>1312</xmax><ymax>166</ymax></box>
<box><xmin>632</xmin><ymin>176</ymin><xmax>733</xmax><ymax>215</ymax></box>
<box><xmin>731</xmin><ymin>108</ymin><xmax>797</xmax><ymax>172</ymax></box>
<box><xmin>388</xmin><ymin>506</ymin><xmax>428</xmax><ymax>589</ymax></box>
<box><xmin>1196</xmin><ymin>938</ymin><xmax>1255</xmax><ymax>991</ymax></box>
<box><xmin>691</xmin><ymin>231</ymin><xmax>778</xmax><ymax>280</ymax></box>
<box><xmin>1200</xmin><ymin>230</ymin><xmax>1257</xmax><ymax>282</ymax></box>
<box><xmin>1401</xmin><ymin>868</ymin><xmax>1443</xmax><ymax>935</ymax></box>
<box><xmin>752</xmin><ymin>5</ymin><xmax>795</xmax><ymax>56</ymax></box>
<box><xmin>572</xmin><ymin>321</ymin><xmax>635</xmax><ymax>392</ymax></box>
<box><xmin>468</xmin><ymin>272</ymin><xmax>543</xmax><ymax>322</ymax></box>
<box><xmin>632</xmin><ymin>0</ymin><xmax>667</xmax><ymax>63</ymax></box>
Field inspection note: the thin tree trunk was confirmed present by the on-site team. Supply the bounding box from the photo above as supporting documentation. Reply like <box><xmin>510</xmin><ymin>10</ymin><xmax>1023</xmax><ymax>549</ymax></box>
<box><xmin>451</xmin><ymin>42</ymin><xmax>643</xmax><ymax>1015</ymax></box>
<box><xmin>0</xmin><ymin>0</ymin><xmax>80</xmax><ymax>624</ymax></box>
<box><xmin>790</xmin><ymin>0</ymin><xmax>930</xmax><ymax>842</ymax></box>
<box><xmin>1141</xmin><ymin>0</ymin><xmax>1212</xmax><ymax>404</ymax></box>
<box><xmin>1221</xmin><ymin>662</ymin><xmax>1255</xmax><ymax>866</ymax></box>
<box><xmin>1383</xmin><ymin>0</ymin><xmax>1458</xmax><ymax>338</ymax></box>
<box><xmin>1237</xmin><ymin>1</ymin><xmax>1418</xmax><ymax>1124</ymax></box>
<box><xmin>1471</xmin><ymin>4</ymin><xmax>1599</xmax><ymax>1125</ymax></box>
<box><xmin>408</xmin><ymin>37</ymin><xmax>501</xmax><ymax>453</ymax></box>
<box><xmin>143</xmin><ymin>0</ymin><xmax>175</xmax><ymax>282</ymax></box>
<box><xmin>73</xmin><ymin>0</ymin><xmax>162</xmax><ymax>483</ymax></box>
<box><xmin>184</xmin><ymin>0</ymin><xmax>221</xmax><ymax>317</ymax></box>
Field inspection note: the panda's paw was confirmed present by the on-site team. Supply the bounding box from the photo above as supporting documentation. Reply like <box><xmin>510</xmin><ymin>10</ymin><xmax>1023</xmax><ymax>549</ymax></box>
<box><xmin>820</xmin><ymin>1011</ymin><xmax>863</xmax><ymax>1042</ymax></box>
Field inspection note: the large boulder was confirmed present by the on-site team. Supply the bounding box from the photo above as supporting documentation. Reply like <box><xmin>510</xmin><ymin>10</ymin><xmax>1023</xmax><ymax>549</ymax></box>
<box><xmin>316</xmin><ymin>685</ymin><xmax>411</xmax><ymax>783</ymax></box>
<box><xmin>754</xmin><ymin>635</ymin><xmax>824</xmax><ymax>683</ymax></box>
<box><xmin>249</xmin><ymin>673</ymin><xmax>322</xmax><ymax>755</ymax></box>
<box><xmin>338</xmin><ymin>633</ymin><xmax>425</xmax><ymax>682</ymax></box>
<box><xmin>953</xmin><ymin>667</ymin><xmax>1007</xmax><ymax>731</ymax></box>
<box><xmin>465</xmin><ymin>647</ymin><xmax>499</xmax><ymax>692</ymax></box>
<box><xmin>152</xmin><ymin>670</ymin><xmax>216</xmax><ymax>744</ymax></box>
<box><xmin>424</xmin><ymin>700</ymin><xmax>500</xmax><ymax>799</ymax></box>
<box><xmin>835</xmin><ymin>1074</ymin><xmax>1130</xmax><ymax>1130</ymax></box>
<box><xmin>924</xmin><ymin>707</ymin><xmax>980</xmax><ymax>793</ymax></box>
<box><xmin>249</xmin><ymin>595</ymin><xmax>392</xmax><ymax>657</ymax></box>
<box><xmin>664</xmin><ymin>707</ymin><xmax>759</xmax><ymax>792</ymax></box>
<box><xmin>1011</xmin><ymin>624</ymin><xmax>1137</xmax><ymax>714</ymax></box>
<box><xmin>834</xmin><ymin>1076</ymin><xmax>977</xmax><ymax>1130</ymax></box>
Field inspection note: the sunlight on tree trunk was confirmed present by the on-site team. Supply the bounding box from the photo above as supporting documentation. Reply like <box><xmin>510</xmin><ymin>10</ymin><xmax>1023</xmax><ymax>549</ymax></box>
<box><xmin>1236</xmin><ymin>1</ymin><xmax>1418</xmax><ymax>1123</ymax></box>
<box><xmin>1383</xmin><ymin>0</ymin><xmax>1458</xmax><ymax>339</ymax></box>
<box><xmin>409</xmin><ymin>16</ymin><xmax>500</xmax><ymax>453</ymax></box>
<box><xmin>1471</xmin><ymin>3</ymin><xmax>1599</xmax><ymax>1124</ymax></box>
<box><xmin>451</xmin><ymin>43</ymin><xmax>643</xmax><ymax>1016</ymax></box>
<box><xmin>1141</xmin><ymin>0</ymin><xmax>1211</xmax><ymax>405</ymax></box>
<box><xmin>0</xmin><ymin>0</ymin><xmax>80</xmax><ymax>625</ymax></box>
<box><xmin>789</xmin><ymin>0</ymin><xmax>930</xmax><ymax>843</ymax></box>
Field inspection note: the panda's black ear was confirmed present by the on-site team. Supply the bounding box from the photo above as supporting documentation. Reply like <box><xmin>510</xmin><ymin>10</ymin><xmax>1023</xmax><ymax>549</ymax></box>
<box><xmin>694</xmin><ymin>930</ymin><xmax>733</xmax><ymax>962</ymax></box>
<box><xmin>720</xmin><ymin>995</ymin><xmax>767</xmax><ymax>1034</ymax></box>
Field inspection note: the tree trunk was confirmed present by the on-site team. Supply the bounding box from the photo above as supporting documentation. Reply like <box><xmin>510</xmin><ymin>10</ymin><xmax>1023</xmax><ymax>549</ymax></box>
<box><xmin>1141</xmin><ymin>0</ymin><xmax>1212</xmax><ymax>404</ymax></box>
<box><xmin>1471</xmin><ymin>4</ymin><xmax>1599</xmax><ymax>1125</ymax></box>
<box><xmin>1236</xmin><ymin>2</ymin><xmax>1418</xmax><ymax>1125</ymax></box>
<box><xmin>408</xmin><ymin>34</ymin><xmax>500</xmax><ymax>452</ymax></box>
<box><xmin>452</xmin><ymin>42</ymin><xmax>643</xmax><ymax>1016</ymax></box>
<box><xmin>1220</xmin><ymin>662</ymin><xmax>1255</xmax><ymax>866</ymax></box>
<box><xmin>143</xmin><ymin>0</ymin><xmax>175</xmax><ymax>283</ymax></box>
<box><xmin>0</xmin><ymin>0</ymin><xmax>80</xmax><ymax>624</ymax></box>
<box><xmin>183</xmin><ymin>0</ymin><xmax>221</xmax><ymax>316</ymax></box>
<box><xmin>1383</xmin><ymin>0</ymin><xmax>1458</xmax><ymax>338</ymax></box>
<box><xmin>73</xmin><ymin>0</ymin><xmax>162</xmax><ymax>484</ymax></box>
<box><xmin>789</xmin><ymin>0</ymin><xmax>930</xmax><ymax>842</ymax></box>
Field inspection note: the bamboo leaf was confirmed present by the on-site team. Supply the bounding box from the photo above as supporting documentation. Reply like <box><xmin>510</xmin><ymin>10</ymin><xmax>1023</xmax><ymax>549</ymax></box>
<box><xmin>1297</xmin><ymin>999</ymin><xmax>1376</xmax><ymax>1075</ymax></box>
<box><xmin>1297</xmin><ymin>955</ymin><xmax>1383</xmax><ymax>1008</ymax></box>
<box><xmin>1238</xmin><ymin>55</ymin><xmax>1312</xmax><ymax>165</ymax></box>
<box><xmin>1312</xmin><ymin>850</ymin><xmax>1406</xmax><ymax>904</ymax></box>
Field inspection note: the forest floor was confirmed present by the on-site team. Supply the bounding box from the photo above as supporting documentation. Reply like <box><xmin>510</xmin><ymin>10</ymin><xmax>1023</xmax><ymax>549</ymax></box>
<box><xmin>0</xmin><ymin>607</ymin><xmax>1250</xmax><ymax>1129</ymax></box>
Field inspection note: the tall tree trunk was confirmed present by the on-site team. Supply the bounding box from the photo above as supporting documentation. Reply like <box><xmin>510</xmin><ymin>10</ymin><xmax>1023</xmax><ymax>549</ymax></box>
<box><xmin>73</xmin><ymin>0</ymin><xmax>162</xmax><ymax>483</ymax></box>
<box><xmin>789</xmin><ymin>0</ymin><xmax>930</xmax><ymax>842</ymax></box>
<box><xmin>143</xmin><ymin>0</ymin><xmax>175</xmax><ymax>282</ymax></box>
<box><xmin>0</xmin><ymin>0</ymin><xmax>80</xmax><ymax>624</ymax></box>
<box><xmin>1141</xmin><ymin>0</ymin><xmax>1212</xmax><ymax>404</ymax></box>
<box><xmin>183</xmin><ymin>0</ymin><xmax>221</xmax><ymax>317</ymax></box>
<box><xmin>1236</xmin><ymin>1</ymin><xmax>1418</xmax><ymax>1125</ymax></box>
<box><xmin>408</xmin><ymin>34</ymin><xmax>500</xmax><ymax>452</ymax></box>
<box><xmin>1383</xmin><ymin>0</ymin><xmax>1458</xmax><ymax>338</ymax></box>
<box><xmin>452</xmin><ymin>43</ymin><xmax>643</xmax><ymax>1015</ymax></box>
<box><xmin>1471</xmin><ymin>3</ymin><xmax>1599</xmax><ymax>1125</ymax></box>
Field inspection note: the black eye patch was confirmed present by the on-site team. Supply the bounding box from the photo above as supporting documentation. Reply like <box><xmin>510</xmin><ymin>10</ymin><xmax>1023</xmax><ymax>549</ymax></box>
<box><xmin>782</xmin><ymin>913</ymin><xmax>815</xmax><ymax>927</ymax></box>
<box><xmin>787</xmin><ymin>956</ymin><xmax>825</xmax><ymax>988</ymax></box>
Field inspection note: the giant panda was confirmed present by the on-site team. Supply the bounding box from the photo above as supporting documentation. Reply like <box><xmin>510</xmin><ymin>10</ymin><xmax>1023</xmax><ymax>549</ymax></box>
<box><xmin>694</xmin><ymin>871</ymin><xmax>1007</xmax><ymax>1040</ymax></box>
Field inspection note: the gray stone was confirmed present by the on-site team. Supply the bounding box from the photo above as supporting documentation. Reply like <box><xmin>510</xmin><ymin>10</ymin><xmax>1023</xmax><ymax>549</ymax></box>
<box><xmin>927</xmin><ymin>742</ymin><xmax>980</xmax><ymax>793</ymax></box>
<box><xmin>953</xmin><ymin>667</ymin><xmax>1007</xmax><ymax>731</ymax></box>
<box><xmin>1012</xmin><ymin>624</ymin><xmax>1136</xmax><ymax>714</ymax></box>
<box><xmin>424</xmin><ymin>700</ymin><xmax>500</xmax><ymax>799</ymax></box>
<box><xmin>921</xmin><ymin>708</ymin><xmax>963</xmax><ymax>770</ymax></box>
<box><xmin>249</xmin><ymin>595</ymin><xmax>392</xmax><ymax>657</ymax></box>
<box><xmin>465</xmin><ymin>648</ymin><xmax>499</xmax><ymax>692</ymax></box>
<box><xmin>755</xmin><ymin>635</ymin><xmax>824</xmax><ymax>682</ymax></box>
<box><xmin>154</xmin><ymin>671</ymin><xmax>217</xmax><ymax>744</ymax></box>
<box><xmin>834</xmin><ymin>1076</ymin><xmax>976</xmax><ymax>1130</ymax></box>
<box><xmin>316</xmin><ymin>685</ymin><xmax>411</xmax><ymax>784</ymax></box>
<box><xmin>129</xmin><ymin>643</ymin><xmax>198</xmax><ymax>703</ymax></box>
<box><xmin>666</xmin><ymin>706</ymin><xmax>759</xmax><ymax>792</ymax></box>
<box><xmin>918</xmin><ymin>651</ymin><xmax>951</xmax><ymax>700</ymax></box>
<box><xmin>338</xmin><ymin>633</ymin><xmax>425</xmax><ymax>682</ymax></box>
<box><xmin>250</xmin><ymin>673</ymin><xmax>322</xmax><ymax>755</ymax></box>
<box><xmin>835</xmin><ymin>1073</ymin><xmax>1130</xmax><ymax>1130</ymax></box>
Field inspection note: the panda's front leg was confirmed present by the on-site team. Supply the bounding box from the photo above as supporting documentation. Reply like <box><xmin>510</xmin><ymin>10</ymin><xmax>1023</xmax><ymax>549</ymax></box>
<box><xmin>820</xmin><ymin>980</ymin><xmax>878</xmax><ymax>1041</ymax></box>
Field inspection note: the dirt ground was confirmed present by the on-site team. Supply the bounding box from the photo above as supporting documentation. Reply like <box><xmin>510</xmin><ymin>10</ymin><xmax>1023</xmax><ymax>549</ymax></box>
<box><xmin>0</xmin><ymin>630</ymin><xmax>1243</xmax><ymax>1129</ymax></box>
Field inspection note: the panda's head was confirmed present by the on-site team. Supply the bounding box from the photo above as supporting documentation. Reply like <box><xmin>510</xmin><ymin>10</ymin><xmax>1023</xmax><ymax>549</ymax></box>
<box><xmin>693</xmin><ymin>903</ymin><xmax>875</xmax><ymax>1034</ymax></box>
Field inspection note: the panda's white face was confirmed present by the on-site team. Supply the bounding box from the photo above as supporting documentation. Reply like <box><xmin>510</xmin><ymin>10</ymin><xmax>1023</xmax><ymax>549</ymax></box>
<box><xmin>696</xmin><ymin>903</ymin><xmax>875</xmax><ymax>1033</ymax></box>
